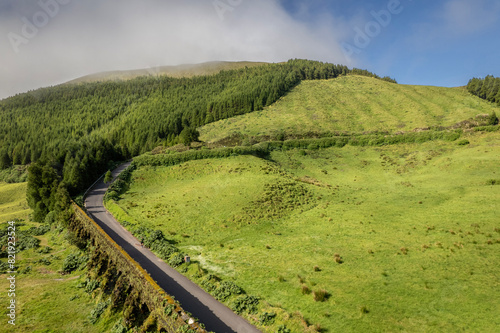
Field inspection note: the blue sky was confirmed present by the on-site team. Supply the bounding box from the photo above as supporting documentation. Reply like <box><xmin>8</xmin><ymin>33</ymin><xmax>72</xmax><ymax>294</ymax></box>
<box><xmin>280</xmin><ymin>0</ymin><xmax>500</xmax><ymax>87</ymax></box>
<box><xmin>0</xmin><ymin>0</ymin><xmax>499</xmax><ymax>99</ymax></box>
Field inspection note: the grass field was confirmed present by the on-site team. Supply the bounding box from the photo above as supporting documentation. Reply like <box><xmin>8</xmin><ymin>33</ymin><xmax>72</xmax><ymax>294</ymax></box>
<box><xmin>0</xmin><ymin>183</ymin><xmax>121</xmax><ymax>332</ymax></box>
<box><xmin>109</xmin><ymin>130</ymin><xmax>500</xmax><ymax>332</ymax></box>
<box><xmin>200</xmin><ymin>75</ymin><xmax>500</xmax><ymax>143</ymax></box>
<box><xmin>0</xmin><ymin>182</ymin><xmax>30</xmax><ymax>223</ymax></box>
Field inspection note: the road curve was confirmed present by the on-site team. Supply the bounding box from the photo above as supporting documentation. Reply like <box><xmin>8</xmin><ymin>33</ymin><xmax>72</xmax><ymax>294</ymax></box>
<box><xmin>84</xmin><ymin>163</ymin><xmax>261</xmax><ymax>333</ymax></box>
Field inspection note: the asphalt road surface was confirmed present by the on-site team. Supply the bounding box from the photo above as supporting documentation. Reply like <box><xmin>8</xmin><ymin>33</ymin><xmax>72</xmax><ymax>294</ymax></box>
<box><xmin>84</xmin><ymin>162</ymin><xmax>261</xmax><ymax>333</ymax></box>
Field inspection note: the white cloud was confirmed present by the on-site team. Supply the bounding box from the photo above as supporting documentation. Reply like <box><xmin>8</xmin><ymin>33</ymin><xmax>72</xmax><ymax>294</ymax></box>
<box><xmin>0</xmin><ymin>0</ymin><xmax>349</xmax><ymax>100</ymax></box>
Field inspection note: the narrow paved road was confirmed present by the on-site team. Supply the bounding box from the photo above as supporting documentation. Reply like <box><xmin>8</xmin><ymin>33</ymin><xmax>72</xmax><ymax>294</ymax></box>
<box><xmin>84</xmin><ymin>163</ymin><xmax>261</xmax><ymax>333</ymax></box>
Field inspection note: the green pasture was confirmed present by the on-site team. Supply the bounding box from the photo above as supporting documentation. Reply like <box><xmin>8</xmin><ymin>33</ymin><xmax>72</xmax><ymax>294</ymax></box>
<box><xmin>0</xmin><ymin>182</ymin><xmax>30</xmax><ymax>223</ymax></box>
<box><xmin>0</xmin><ymin>184</ymin><xmax>120</xmax><ymax>333</ymax></box>
<box><xmin>109</xmin><ymin>130</ymin><xmax>500</xmax><ymax>332</ymax></box>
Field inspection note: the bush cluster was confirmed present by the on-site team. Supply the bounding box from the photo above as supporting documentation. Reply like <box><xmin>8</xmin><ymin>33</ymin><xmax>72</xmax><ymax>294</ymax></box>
<box><xmin>61</xmin><ymin>252</ymin><xmax>88</xmax><ymax>273</ymax></box>
<box><xmin>89</xmin><ymin>300</ymin><xmax>110</xmax><ymax>324</ymax></box>
<box><xmin>213</xmin><ymin>281</ymin><xmax>243</xmax><ymax>302</ymax></box>
<box><xmin>105</xmin><ymin>164</ymin><xmax>136</xmax><ymax>201</ymax></box>
<box><xmin>258</xmin><ymin>312</ymin><xmax>276</xmax><ymax>325</ymax></box>
<box><xmin>230</xmin><ymin>295</ymin><xmax>259</xmax><ymax>314</ymax></box>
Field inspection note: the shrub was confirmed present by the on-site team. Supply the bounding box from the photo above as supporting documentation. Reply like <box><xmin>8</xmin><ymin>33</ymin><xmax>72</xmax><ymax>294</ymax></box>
<box><xmin>258</xmin><ymin>312</ymin><xmax>276</xmax><ymax>325</ymax></box>
<box><xmin>168</xmin><ymin>253</ymin><xmax>185</xmax><ymax>267</ymax></box>
<box><xmin>308</xmin><ymin>143</ymin><xmax>319</xmax><ymax>150</ymax></box>
<box><xmin>333</xmin><ymin>253</ymin><xmax>343</xmax><ymax>264</ymax></box>
<box><xmin>61</xmin><ymin>252</ymin><xmax>88</xmax><ymax>273</ymax></box>
<box><xmin>20</xmin><ymin>265</ymin><xmax>32</xmax><ymax>274</ymax></box>
<box><xmin>104</xmin><ymin>170</ymin><xmax>113</xmax><ymax>184</ymax></box>
<box><xmin>177</xmin><ymin>324</ymin><xmax>197</xmax><ymax>333</ymax></box>
<box><xmin>16</xmin><ymin>235</ymin><xmax>40</xmax><ymax>251</ymax></box>
<box><xmin>301</xmin><ymin>285</ymin><xmax>311</xmax><ymax>295</ymax></box>
<box><xmin>35</xmin><ymin>258</ymin><xmax>51</xmax><ymax>266</ymax></box>
<box><xmin>214</xmin><ymin>281</ymin><xmax>243</xmax><ymax>301</ymax></box>
<box><xmin>231</xmin><ymin>295</ymin><xmax>259</xmax><ymax>314</ymax></box>
<box><xmin>474</xmin><ymin>125</ymin><xmax>499</xmax><ymax>132</ymax></box>
<box><xmin>0</xmin><ymin>261</ymin><xmax>10</xmax><ymax>274</ymax></box>
<box><xmin>313</xmin><ymin>289</ymin><xmax>329</xmax><ymax>302</ymax></box>
<box><xmin>164</xmin><ymin>304</ymin><xmax>176</xmax><ymax>316</ymax></box>
<box><xmin>85</xmin><ymin>279</ymin><xmax>100</xmax><ymax>293</ymax></box>
<box><xmin>28</xmin><ymin>224</ymin><xmax>51</xmax><ymax>236</ymax></box>
<box><xmin>488</xmin><ymin>111</ymin><xmax>499</xmax><ymax>125</ymax></box>
<box><xmin>89</xmin><ymin>300</ymin><xmax>110</xmax><ymax>324</ymax></box>
<box><xmin>44</xmin><ymin>211</ymin><xmax>57</xmax><ymax>225</ymax></box>
<box><xmin>62</xmin><ymin>253</ymin><xmax>80</xmax><ymax>273</ymax></box>
<box><xmin>457</xmin><ymin>139</ymin><xmax>470</xmax><ymax>146</ymax></box>
<box><xmin>110</xmin><ymin>320</ymin><xmax>128</xmax><ymax>333</ymax></box>
<box><xmin>277</xmin><ymin>324</ymin><xmax>291</xmax><ymax>333</ymax></box>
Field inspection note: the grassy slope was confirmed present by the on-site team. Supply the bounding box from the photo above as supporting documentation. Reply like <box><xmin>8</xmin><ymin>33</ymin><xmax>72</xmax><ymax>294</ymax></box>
<box><xmin>200</xmin><ymin>75</ymin><xmax>500</xmax><ymax>142</ymax></box>
<box><xmin>0</xmin><ymin>183</ymin><xmax>120</xmax><ymax>332</ymax></box>
<box><xmin>0</xmin><ymin>182</ymin><xmax>30</xmax><ymax>223</ymax></box>
<box><xmin>110</xmin><ymin>131</ymin><xmax>500</xmax><ymax>332</ymax></box>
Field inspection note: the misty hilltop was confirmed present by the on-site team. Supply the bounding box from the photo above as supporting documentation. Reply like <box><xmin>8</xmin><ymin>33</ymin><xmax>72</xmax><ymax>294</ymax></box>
<box><xmin>66</xmin><ymin>61</ymin><xmax>268</xmax><ymax>84</ymax></box>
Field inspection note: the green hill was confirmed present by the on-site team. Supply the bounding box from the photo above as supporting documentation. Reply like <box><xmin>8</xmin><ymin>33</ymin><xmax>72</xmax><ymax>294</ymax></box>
<box><xmin>1</xmin><ymin>59</ymin><xmax>356</xmax><ymax>198</ymax></box>
<box><xmin>105</xmin><ymin>74</ymin><xmax>500</xmax><ymax>331</ymax></box>
<box><xmin>108</xmin><ymin>130</ymin><xmax>500</xmax><ymax>332</ymax></box>
<box><xmin>200</xmin><ymin>75</ymin><xmax>499</xmax><ymax>143</ymax></box>
<box><xmin>3</xmin><ymin>58</ymin><xmax>500</xmax><ymax>332</ymax></box>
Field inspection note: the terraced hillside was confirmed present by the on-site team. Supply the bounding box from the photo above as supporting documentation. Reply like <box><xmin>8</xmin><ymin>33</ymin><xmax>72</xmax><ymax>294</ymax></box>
<box><xmin>200</xmin><ymin>75</ymin><xmax>499</xmax><ymax>143</ymax></box>
<box><xmin>108</xmin><ymin>130</ymin><xmax>500</xmax><ymax>332</ymax></box>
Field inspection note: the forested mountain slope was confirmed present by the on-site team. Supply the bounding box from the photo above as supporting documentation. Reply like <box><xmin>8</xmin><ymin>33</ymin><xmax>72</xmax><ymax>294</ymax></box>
<box><xmin>1</xmin><ymin>60</ymin><xmax>348</xmax><ymax>193</ymax></box>
<box><xmin>0</xmin><ymin>59</ymin><xmax>396</xmax><ymax>222</ymax></box>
